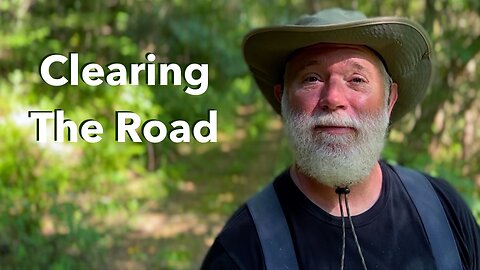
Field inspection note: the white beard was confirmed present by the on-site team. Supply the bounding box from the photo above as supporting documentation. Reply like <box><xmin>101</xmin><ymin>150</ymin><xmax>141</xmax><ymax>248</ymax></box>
<box><xmin>282</xmin><ymin>96</ymin><xmax>390</xmax><ymax>188</ymax></box>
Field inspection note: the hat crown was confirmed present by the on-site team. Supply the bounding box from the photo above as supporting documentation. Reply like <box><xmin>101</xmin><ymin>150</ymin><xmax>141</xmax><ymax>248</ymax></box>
<box><xmin>295</xmin><ymin>8</ymin><xmax>367</xmax><ymax>26</ymax></box>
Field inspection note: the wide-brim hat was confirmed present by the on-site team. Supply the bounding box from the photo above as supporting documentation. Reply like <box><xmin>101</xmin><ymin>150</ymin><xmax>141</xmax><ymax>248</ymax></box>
<box><xmin>242</xmin><ymin>8</ymin><xmax>433</xmax><ymax>122</ymax></box>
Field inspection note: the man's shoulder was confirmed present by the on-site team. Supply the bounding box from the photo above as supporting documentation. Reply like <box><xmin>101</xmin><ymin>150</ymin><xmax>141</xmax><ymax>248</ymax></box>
<box><xmin>219</xmin><ymin>204</ymin><xmax>254</xmax><ymax>236</ymax></box>
<box><xmin>383</xmin><ymin>161</ymin><xmax>472</xmax><ymax>213</ymax></box>
<box><xmin>421</xmin><ymin>171</ymin><xmax>480</xmax><ymax>268</ymax></box>
<box><xmin>421</xmin><ymin>171</ymin><xmax>476</xmax><ymax>223</ymax></box>
<box><xmin>382</xmin><ymin>161</ymin><xmax>477</xmax><ymax>228</ymax></box>
<box><xmin>202</xmin><ymin>170</ymin><xmax>292</xmax><ymax>270</ymax></box>
<box><xmin>201</xmin><ymin>205</ymin><xmax>260</xmax><ymax>270</ymax></box>
<box><xmin>202</xmin><ymin>194</ymin><xmax>268</xmax><ymax>269</ymax></box>
<box><xmin>387</xmin><ymin>162</ymin><xmax>480</xmax><ymax>265</ymax></box>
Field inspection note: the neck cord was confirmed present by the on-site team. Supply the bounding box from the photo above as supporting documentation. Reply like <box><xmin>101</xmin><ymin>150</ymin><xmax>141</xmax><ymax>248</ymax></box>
<box><xmin>335</xmin><ymin>187</ymin><xmax>368</xmax><ymax>270</ymax></box>
<box><xmin>337</xmin><ymin>188</ymin><xmax>347</xmax><ymax>270</ymax></box>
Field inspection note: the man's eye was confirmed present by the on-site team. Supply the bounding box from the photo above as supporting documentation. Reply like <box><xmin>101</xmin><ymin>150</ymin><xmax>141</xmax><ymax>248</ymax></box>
<box><xmin>304</xmin><ymin>75</ymin><xmax>320</xmax><ymax>83</ymax></box>
<box><xmin>351</xmin><ymin>77</ymin><xmax>367</xmax><ymax>83</ymax></box>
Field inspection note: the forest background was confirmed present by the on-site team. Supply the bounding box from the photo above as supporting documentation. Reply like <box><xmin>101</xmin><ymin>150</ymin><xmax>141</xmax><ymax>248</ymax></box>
<box><xmin>1</xmin><ymin>0</ymin><xmax>479</xmax><ymax>269</ymax></box>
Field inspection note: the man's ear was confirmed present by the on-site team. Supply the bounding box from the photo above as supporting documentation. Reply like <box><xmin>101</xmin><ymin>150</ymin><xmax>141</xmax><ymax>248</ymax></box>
<box><xmin>387</xmin><ymin>82</ymin><xmax>399</xmax><ymax>117</ymax></box>
<box><xmin>274</xmin><ymin>84</ymin><xmax>283</xmax><ymax>103</ymax></box>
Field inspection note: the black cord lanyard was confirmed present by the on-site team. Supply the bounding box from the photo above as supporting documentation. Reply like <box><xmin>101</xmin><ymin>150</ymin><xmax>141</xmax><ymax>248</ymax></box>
<box><xmin>335</xmin><ymin>186</ymin><xmax>368</xmax><ymax>270</ymax></box>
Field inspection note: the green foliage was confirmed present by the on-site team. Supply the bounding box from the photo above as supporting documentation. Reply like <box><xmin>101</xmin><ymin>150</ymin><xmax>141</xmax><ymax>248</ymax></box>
<box><xmin>0</xmin><ymin>0</ymin><xmax>479</xmax><ymax>269</ymax></box>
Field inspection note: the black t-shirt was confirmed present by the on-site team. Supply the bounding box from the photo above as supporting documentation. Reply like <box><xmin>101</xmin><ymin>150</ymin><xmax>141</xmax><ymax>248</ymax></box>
<box><xmin>201</xmin><ymin>161</ymin><xmax>480</xmax><ymax>270</ymax></box>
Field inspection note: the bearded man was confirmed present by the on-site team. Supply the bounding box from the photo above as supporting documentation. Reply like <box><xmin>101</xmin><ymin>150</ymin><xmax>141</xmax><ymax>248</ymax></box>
<box><xmin>201</xmin><ymin>8</ymin><xmax>480</xmax><ymax>270</ymax></box>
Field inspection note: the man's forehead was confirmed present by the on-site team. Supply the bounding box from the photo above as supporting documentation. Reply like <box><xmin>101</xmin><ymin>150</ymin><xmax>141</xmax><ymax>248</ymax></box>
<box><xmin>285</xmin><ymin>43</ymin><xmax>386</xmax><ymax>71</ymax></box>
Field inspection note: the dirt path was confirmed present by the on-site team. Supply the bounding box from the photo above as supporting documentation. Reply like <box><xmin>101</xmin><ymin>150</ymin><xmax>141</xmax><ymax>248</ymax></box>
<box><xmin>107</xmin><ymin>112</ymin><xmax>287</xmax><ymax>269</ymax></box>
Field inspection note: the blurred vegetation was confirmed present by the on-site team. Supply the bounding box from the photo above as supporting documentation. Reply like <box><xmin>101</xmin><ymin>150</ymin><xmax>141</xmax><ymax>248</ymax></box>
<box><xmin>0</xmin><ymin>0</ymin><xmax>479</xmax><ymax>269</ymax></box>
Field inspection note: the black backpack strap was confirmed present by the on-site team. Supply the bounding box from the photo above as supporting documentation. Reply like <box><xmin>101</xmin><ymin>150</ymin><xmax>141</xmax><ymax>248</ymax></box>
<box><xmin>247</xmin><ymin>183</ymin><xmax>300</xmax><ymax>270</ymax></box>
<box><xmin>393</xmin><ymin>165</ymin><xmax>462</xmax><ymax>270</ymax></box>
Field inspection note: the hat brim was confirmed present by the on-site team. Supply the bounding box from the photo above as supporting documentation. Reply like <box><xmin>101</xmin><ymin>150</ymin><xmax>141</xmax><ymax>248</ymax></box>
<box><xmin>242</xmin><ymin>17</ymin><xmax>433</xmax><ymax>122</ymax></box>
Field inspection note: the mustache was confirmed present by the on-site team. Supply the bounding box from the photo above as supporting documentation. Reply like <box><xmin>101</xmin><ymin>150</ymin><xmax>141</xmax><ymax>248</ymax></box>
<box><xmin>304</xmin><ymin>113</ymin><xmax>361</xmax><ymax>130</ymax></box>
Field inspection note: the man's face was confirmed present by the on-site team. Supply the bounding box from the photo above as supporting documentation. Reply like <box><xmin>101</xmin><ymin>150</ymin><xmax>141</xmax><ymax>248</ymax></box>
<box><xmin>280</xmin><ymin>44</ymin><xmax>397</xmax><ymax>187</ymax></box>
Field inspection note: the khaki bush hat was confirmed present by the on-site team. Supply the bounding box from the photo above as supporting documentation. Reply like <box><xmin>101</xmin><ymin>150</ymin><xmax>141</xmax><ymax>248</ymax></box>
<box><xmin>242</xmin><ymin>8</ymin><xmax>433</xmax><ymax>122</ymax></box>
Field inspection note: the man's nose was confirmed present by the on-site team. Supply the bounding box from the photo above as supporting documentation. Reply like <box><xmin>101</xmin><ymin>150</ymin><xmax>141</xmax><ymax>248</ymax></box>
<box><xmin>317</xmin><ymin>81</ymin><xmax>347</xmax><ymax>112</ymax></box>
